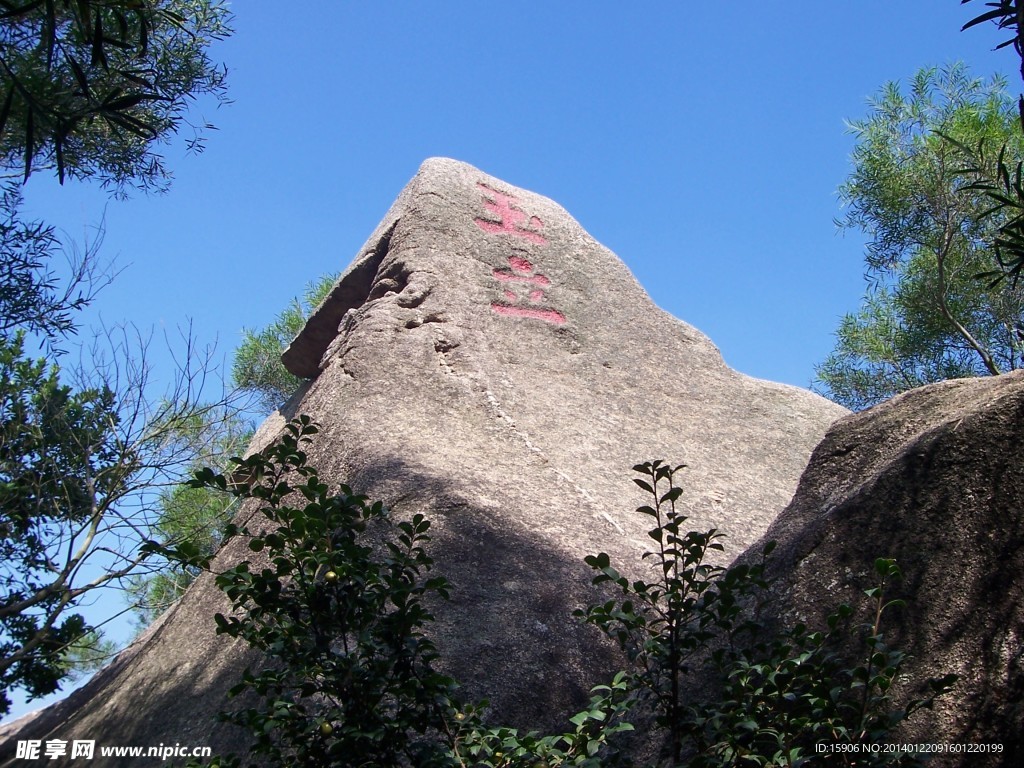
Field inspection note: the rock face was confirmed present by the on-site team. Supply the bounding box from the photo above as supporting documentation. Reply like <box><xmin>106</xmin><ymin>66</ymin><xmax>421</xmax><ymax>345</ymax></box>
<box><xmin>0</xmin><ymin>158</ymin><xmax>845</xmax><ymax>764</ymax></box>
<box><xmin>744</xmin><ymin>371</ymin><xmax>1024</xmax><ymax>767</ymax></box>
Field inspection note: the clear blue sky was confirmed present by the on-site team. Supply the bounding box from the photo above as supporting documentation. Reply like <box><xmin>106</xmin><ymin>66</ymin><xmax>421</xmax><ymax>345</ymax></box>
<box><xmin>21</xmin><ymin>2</ymin><xmax>1018</xmax><ymax>391</ymax></box>
<box><xmin>5</xmin><ymin>1</ymin><xmax>1017</xmax><ymax>722</ymax></box>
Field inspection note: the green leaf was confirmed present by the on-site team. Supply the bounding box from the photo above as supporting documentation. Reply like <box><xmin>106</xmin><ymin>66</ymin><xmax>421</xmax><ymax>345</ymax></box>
<box><xmin>632</xmin><ymin>478</ymin><xmax>654</xmax><ymax>494</ymax></box>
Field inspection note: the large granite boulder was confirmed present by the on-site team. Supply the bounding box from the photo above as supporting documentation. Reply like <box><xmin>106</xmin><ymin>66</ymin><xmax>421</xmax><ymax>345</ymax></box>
<box><xmin>744</xmin><ymin>371</ymin><xmax>1024</xmax><ymax>767</ymax></box>
<box><xmin>0</xmin><ymin>158</ymin><xmax>845</xmax><ymax>764</ymax></box>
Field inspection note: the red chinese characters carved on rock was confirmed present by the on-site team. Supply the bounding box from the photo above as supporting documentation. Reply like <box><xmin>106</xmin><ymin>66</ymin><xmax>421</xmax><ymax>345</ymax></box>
<box><xmin>474</xmin><ymin>182</ymin><xmax>566</xmax><ymax>325</ymax></box>
<box><xmin>491</xmin><ymin>256</ymin><xmax>566</xmax><ymax>324</ymax></box>
<box><xmin>474</xmin><ymin>182</ymin><xmax>547</xmax><ymax>245</ymax></box>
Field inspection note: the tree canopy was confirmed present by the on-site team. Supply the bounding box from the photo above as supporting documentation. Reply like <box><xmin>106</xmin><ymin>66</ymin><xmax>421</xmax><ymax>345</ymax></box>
<box><xmin>114</xmin><ymin>273</ymin><xmax>342</xmax><ymax>631</ymax></box>
<box><xmin>125</xmin><ymin>407</ymin><xmax>250</xmax><ymax>628</ymax></box>
<box><xmin>0</xmin><ymin>334</ymin><xmax>120</xmax><ymax>713</ymax></box>
<box><xmin>0</xmin><ymin>0</ymin><xmax>233</xmax><ymax>714</ymax></box>
<box><xmin>816</xmin><ymin>64</ymin><xmax>1024</xmax><ymax>410</ymax></box>
<box><xmin>233</xmin><ymin>273</ymin><xmax>337</xmax><ymax>414</ymax></box>
<box><xmin>0</xmin><ymin>0</ymin><xmax>231</xmax><ymax>190</ymax></box>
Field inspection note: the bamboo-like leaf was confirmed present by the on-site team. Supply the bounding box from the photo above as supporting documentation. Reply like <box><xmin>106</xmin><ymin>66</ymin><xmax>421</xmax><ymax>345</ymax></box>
<box><xmin>67</xmin><ymin>56</ymin><xmax>91</xmax><ymax>98</ymax></box>
<box><xmin>23</xmin><ymin>105</ymin><xmax>33</xmax><ymax>181</ymax></box>
<box><xmin>75</xmin><ymin>0</ymin><xmax>92</xmax><ymax>35</ymax></box>
<box><xmin>117</xmin><ymin>69</ymin><xmax>155</xmax><ymax>88</ymax></box>
<box><xmin>54</xmin><ymin>122</ymin><xmax>65</xmax><ymax>184</ymax></box>
<box><xmin>0</xmin><ymin>2</ymin><xmax>46</xmax><ymax>21</ymax></box>
<box><xmin>0</xmin><ymin>85</ymin><xmax>14</xmax><ymax>141</ymax></box>
<box><xmin>43</xmin><ymin>0</ymin><xmax>56</xmax><ymax>69</ymax></box>
<box><xmin>138</xmin><ymin>11</ymin><xmax>149</xmax><ymax>55</ymax></box>
<box><xmin>102</xmin><ymin>110</ymin><xmax>154</xmax><ymax>138</ymax></box>
<box><xmin>102</xmin><ymin>91</ymin><xmax>158</xmax><ymax>111</ymax></box>
<box><xmin>91</xmin><ymin>12</ymin><xmax>107</xmax><ymax>68</ymax></box>
<box><xmin>113</xmin><ymin>9</ymin><xmax>129</xmax><ymax>43</ymax></box>
<box><xmin>961</xmin><ymin>7</ymin><xmax>1013</xmax><ymax>31</ymax></box>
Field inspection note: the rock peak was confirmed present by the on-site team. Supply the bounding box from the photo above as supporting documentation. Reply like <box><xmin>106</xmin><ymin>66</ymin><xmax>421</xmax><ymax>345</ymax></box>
<box><xmin>282</xmin><ymin>157</ymin><xmax>718</xmax><ymax>379</ymax></box>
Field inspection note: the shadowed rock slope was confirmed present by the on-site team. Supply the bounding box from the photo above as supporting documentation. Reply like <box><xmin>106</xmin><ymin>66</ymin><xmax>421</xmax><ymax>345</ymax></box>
<box><xmin>0</xmin><ymin>158</ymin><xmax>845</xmax><ymax>764</ymax></box>
<box><xmin>744</xmin><ymin>371</ymin><xmax>1024</xmax><ymax>767</ymax></box>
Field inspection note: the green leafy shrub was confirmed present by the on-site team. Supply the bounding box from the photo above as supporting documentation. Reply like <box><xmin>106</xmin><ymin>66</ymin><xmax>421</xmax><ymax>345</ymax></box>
<box><xmin>578</xmin><ymin>461</ymin><xmax>956</xmax><ymax>767</ymax></box>
<box><xmin>445</xmin><ymin>672</ymin><xmax>634</xmax><ymax>768</ymax></box>
<box><xmin>154</xmin><ymin>416</ymin><xmax>458</xmax><ymax>767</ymax></box>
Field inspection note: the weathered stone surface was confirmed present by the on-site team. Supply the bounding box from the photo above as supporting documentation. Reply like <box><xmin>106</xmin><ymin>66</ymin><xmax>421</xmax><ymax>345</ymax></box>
<box><xmin>0</xmin><ymin>158</ymin><xmax>845</xmax><ymax>764</ymax></box>
<box><xmin>742</xmin><ymin>371</ymin><xmax>1024</xmax><ymax>767</ymax></box>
